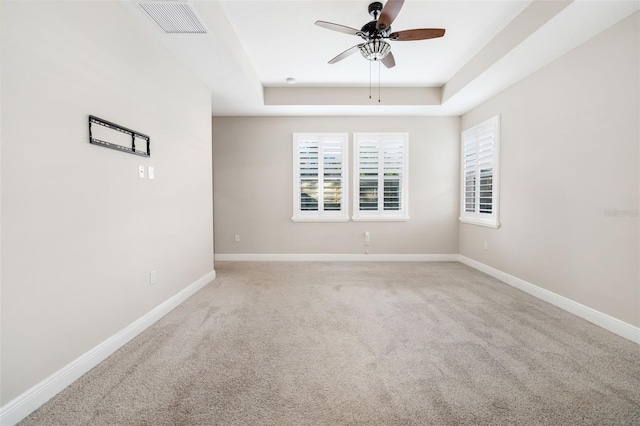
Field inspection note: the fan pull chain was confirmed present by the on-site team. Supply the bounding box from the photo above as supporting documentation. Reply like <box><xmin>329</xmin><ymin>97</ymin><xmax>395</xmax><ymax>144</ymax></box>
<box><xmin>369</xmin><ymin>60</ymin><xmax>372</xmax><ymax>100</ymax></box>
<box><xmin>378</xmin><ymin>60</ymin><xmax>381</xmax><ymax>103</ymax></box>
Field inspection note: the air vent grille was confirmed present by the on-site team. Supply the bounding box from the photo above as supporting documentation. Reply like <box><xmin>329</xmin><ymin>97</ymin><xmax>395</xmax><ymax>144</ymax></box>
<box><xmin>139</xmin><ymin>2</ymin><xmax>207</xmax><ymax>34</ymax></box>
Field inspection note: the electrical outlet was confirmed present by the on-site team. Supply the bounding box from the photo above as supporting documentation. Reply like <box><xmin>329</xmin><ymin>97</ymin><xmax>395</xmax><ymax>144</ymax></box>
<box><xmin>150</xmin><ymin>270</ymin><xmax>157</xmax><ymax>285</ymax></box>
<box><xmin>483</xmin><ymin>242</ymin><xmax>488</xmax><ymax>250</ymax></box>
<box><xmin>234</xmin><ymin>234</ymin><xmax>240</xmax><ymax>242</ymax></box>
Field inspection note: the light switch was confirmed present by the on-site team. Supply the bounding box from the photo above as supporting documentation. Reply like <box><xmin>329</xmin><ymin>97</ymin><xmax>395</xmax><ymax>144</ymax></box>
<box><xmin>138</xmin><ymin>165</ymin><xmax>145</xmax><ymax>178</ymax></box>
<box><xmin>148</xmin><ymin>166</ymin><xmax>154</xmax><ymax>180</ymax></box>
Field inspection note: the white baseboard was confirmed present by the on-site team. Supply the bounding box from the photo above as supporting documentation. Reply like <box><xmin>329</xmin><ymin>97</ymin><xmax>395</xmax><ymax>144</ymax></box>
<box><xmin>458</xmin><ymin>255</ymin><xmax>640</xmax><ymax>345</ymax></box>
<box><xmin>0</xmin><ymin>270</ymin><xmax>216</xmax><ymax>426</ymax></box>
<box><xmin>214</xmin><ymin>253</ymin><xmax>459</xmax><ymax>262</ymax></box>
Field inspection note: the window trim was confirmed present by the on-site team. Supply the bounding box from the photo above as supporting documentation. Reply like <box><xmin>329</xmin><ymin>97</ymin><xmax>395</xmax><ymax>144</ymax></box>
<box><xmin>459</xmin><ymin>115</ymin><xmax>500</xmax><ymax>228</ymax></box>
<box><xmin>292</xmin><ymin>133</ymin><xmax>349</xmax><ymax>222</ymax></box>
<box><xmin>352</xmin><ymin>132</ymin><xmax>409</xmax><ymax>222</ymax></box>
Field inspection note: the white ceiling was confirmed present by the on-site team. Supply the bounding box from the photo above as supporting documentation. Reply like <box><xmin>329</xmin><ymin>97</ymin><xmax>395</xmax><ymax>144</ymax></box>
<box><xmin>218</xmin><ymin>0</ymin><xmax>528</xmax><ymax>87</ymax></box>
<box><xmin>121</xmin><ymin>0</ymin><xmax>640</xmax><ymax>116</ymax></box>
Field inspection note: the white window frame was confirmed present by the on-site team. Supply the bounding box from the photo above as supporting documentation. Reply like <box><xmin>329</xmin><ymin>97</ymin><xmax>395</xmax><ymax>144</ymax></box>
<box><xmin>459</xmin><ymin>115</ymin><xmax>500</xmax><ymax>228</ymax></box>
<box><xmin>292</xmin><ymin>133</ymin><xmax>349</xmax><ymax>222</ymax></box>
<box><xmin>352</xmin><ymin>132</ymin><xmax>409</xmax><ymax>222</ymax></box>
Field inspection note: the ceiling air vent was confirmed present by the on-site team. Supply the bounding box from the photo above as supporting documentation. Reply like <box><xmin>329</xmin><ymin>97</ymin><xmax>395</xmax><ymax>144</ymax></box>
<box><xmin>139</xmin><ymin>1</ymin><xmax>207</xmax><ymax>34</ymax></box>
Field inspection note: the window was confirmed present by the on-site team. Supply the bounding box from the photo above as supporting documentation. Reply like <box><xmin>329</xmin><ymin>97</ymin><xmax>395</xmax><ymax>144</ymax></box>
<box><xmin>353</xmin><ymin>133</ymin><xmax>409</xmax><ymax>221</ymax></box>
<box><xmin>292</xmin><ymin>133</ymin><xmax>348</xmax><ymax>222</ymax></box>
<box><xmin>460</xmin><ymin>115</ymin><xmax>500</xmax><ymax>228</ymax></box>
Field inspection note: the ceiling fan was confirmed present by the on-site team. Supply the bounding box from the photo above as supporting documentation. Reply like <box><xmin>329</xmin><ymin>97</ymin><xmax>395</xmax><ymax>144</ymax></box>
<box><xmin>315</xmin><ymin>0</ymin><xmax>445</xmax><ymax>69</ymax></box>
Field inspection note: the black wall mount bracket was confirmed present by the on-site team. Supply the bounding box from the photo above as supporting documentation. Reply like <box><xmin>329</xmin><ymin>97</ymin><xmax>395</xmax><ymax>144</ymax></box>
<box><xmin>89</xmin><ymin>115</ymin><xmax>150</xmax><ymax>157</ymax></box>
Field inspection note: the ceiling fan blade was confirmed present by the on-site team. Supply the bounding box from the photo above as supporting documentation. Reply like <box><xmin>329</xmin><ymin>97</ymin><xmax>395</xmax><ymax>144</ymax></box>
<box><xmin>328</xmin><ymin>44</ymin><xmax>363</xmax><ymax>64</ymax></box>
<box><xmin>315</xmin><ymin>20</ymin><xmax>362</xmax><ymax>36</ymax></box>
<box><xmin>389</xmin><ymin>28</ymin><xmax>446</xmax><ymax>41</ymax></box>
<box><xmin>377</xmin><ymin>0</ymin><xmax>405</xmax><ymax>31</ymax></box>
<box><xmin>381</xmin><ymin>52</ymin><xmax>396</xmax><ymax>68</ymax></box>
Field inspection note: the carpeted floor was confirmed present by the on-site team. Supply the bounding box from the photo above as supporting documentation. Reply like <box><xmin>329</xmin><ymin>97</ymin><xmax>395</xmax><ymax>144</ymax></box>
<box><xmin>19</xmin><ymin>261</ymin><xmax>640</xmax><ymax>425</ymax></box>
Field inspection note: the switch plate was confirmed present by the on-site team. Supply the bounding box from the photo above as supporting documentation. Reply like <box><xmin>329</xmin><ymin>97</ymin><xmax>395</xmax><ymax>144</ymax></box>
<box><xmin>234</xmin><ymin>234</ymin><xmax>240</xmax><ymax>242</ymax></box>
<box><xmin>150</xmin><ymin>270</ymin><xmax>157</xmax><ymax>285</ymax></box>
<box><xmin>138</xmin><ymin>165</ymin><xmax>145</xmax><ymax>178</ymax></box>
<box><xmin>148</xmin><ymin>166</ymin><xmax>154</xmax><ymax>180</ymax></box>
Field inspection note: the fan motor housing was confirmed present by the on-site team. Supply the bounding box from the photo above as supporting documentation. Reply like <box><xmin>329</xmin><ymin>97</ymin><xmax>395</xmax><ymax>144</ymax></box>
<box><xmin>361</xmin><ymin>20</ymin><xmax>390</xmax><ymax>39</ymax></box>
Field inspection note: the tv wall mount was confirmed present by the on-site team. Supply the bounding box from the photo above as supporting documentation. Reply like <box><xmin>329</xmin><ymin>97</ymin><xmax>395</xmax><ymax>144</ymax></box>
<box><xmin>89</xmin><ymin>115</ymin><xmax>150</xmax><ymax>157</ymax></box>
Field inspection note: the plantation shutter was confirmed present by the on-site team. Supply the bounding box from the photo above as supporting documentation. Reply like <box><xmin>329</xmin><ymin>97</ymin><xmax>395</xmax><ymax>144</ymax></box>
<box><xmin>293</xmin><ymin>134</ymin><xmax>348</xmax><ymax>222</ymax></box>
<box><xmin>477</xmin><ymin>126</ymin><xmax>495</xmax><ymax>214</ymax></box>
<box><xmin>353</xmin><ymin>133</ymin><xmax>409</xmax><ymax>221</ymax></box>
<box><xmin>322</xmin><ymin>140</ymin><xmax>344</xmax><ymax>211</ymax></box>
<box><xmin>382</xmin><ymin>141</ymin><xmax>404</xmax><ymax>211</ymax></box>
<box><xmin>358</xmin><ymin>142</ymin><xmax>379</xmax><ymax>211</ymax></box>
<box><xmin>463</xmin><ymin>132</ymin><xmax>478</xmax><ymax>213</ymax></box>
<box><xmin>298</xmin><ymin>140</ymin><xmax>319</xmax><ymax>211</ymax></box>
<box><xmin>460</xmin><ymin>116</ymin><xmax>500</xmax><ymax>228</ymax></box>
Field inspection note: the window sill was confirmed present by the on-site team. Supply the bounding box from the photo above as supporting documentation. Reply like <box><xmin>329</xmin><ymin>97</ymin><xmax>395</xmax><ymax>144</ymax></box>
<box><xmin>458</xmin><ymin>217</ymin><xmax>500</xmax><ymax>228</ymax></box>
<box><xmin>292</xmin><ymin>216</ymin><xmax>350</xmax><ymax>223</ymax></box>
<box><xmin>352</xmin><ymin>216</ymin><xmax>410</xmax><ymax>222</ymax></box>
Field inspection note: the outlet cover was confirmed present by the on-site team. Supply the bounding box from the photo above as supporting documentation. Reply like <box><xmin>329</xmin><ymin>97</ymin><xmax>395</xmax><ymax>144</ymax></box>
<box><xmin>150</xmin><ymin>270</ymin><xmax>157</xmax><ymax>285</ymax></box>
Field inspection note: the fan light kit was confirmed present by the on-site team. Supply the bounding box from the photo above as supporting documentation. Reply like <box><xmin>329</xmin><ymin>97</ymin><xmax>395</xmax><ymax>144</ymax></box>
<box><xmin>359</xmin><ymin>39</ymin><xmax>391</xmax><ymax>61</ymax></box>
<box><xmin>315</xmin><ymin>0</ymin><xmax>445</xmax><ymax>102</ymax></box>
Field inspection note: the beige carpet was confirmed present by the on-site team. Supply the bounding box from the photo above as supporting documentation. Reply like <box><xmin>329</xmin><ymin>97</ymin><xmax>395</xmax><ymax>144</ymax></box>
<box><xmin>20</xmin><ymin>261</ymin><xmax>640</xmax><ymax>425</ymax></box>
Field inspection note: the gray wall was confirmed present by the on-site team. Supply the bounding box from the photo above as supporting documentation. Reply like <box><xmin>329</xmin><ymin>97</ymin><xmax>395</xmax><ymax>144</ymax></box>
<box><xmin>459</xmin><ymin>12</ymin><xmax>639</xmax><ymax>327</ymax></box>
<box><xmin>1</xmin><ymin>2</ymin><xmax>214</xmax><ymax>404</ymax></box>
<box><xmin>212</xmin><ymin>116</ymin><xmax>460</xmax><ymax>256</ymax></box>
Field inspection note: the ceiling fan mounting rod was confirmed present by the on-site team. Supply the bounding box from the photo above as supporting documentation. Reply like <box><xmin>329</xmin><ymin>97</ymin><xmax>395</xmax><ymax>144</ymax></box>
<box><xmin>368</xmin><ymin>2</ymin><xmax>383</xmax><ymax>20</ymax></box>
